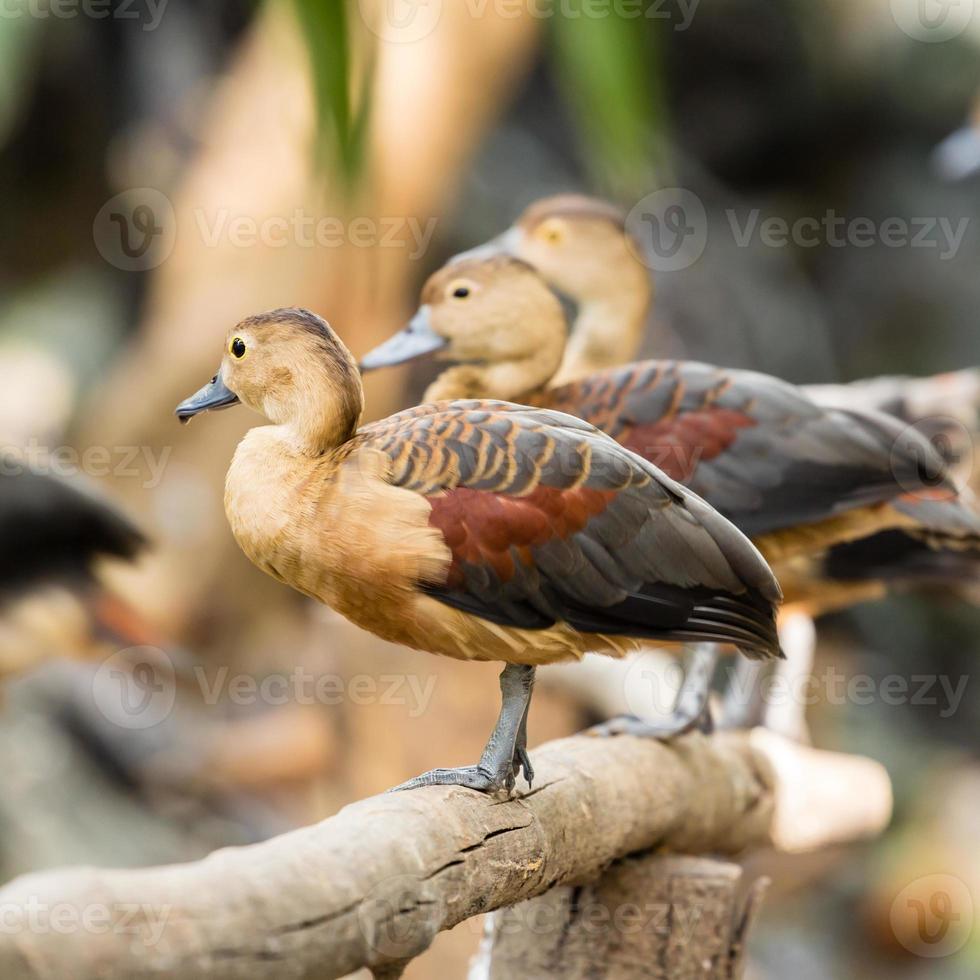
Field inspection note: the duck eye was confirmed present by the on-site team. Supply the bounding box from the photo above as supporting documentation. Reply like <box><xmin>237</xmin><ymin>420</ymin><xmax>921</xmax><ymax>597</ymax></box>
<box><xmin>539</xmin><ymin>220</ymin><xmax>564</xmax><ymax>244</ymax></box>
<box><xmin>452</xmin><ymin>286</ymin><xmax>470</xmax><ymax>299</ymax></box>
<box><xmin>231</xmin><ymin>337</ymin><xmax>246</xmax><ymax>359</ymax></box>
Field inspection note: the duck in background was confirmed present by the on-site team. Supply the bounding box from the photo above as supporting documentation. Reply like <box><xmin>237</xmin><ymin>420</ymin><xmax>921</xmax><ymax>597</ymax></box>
<box><xmin>361</xmin><ymin>254</ymin><xmax>978</xmax><ymax>605</ymax></box>
<box><xmin>455</xmin><ymin>195</ymin><xmax>980</xmax><ymax>727</ymax></box>
<box><xmin>0</xmin><ymin>456</ymin><xmax>160</xmax><ymax>676</ymax></box>
<box><xmin>176</xmin><ymin>308</ymin><xmax>783</xmax><ymax>793</ymax></box>
<box><xmin>359</xmin><ymin>256</ymin><xmax>980</xmax><ymax>733</ymax></box>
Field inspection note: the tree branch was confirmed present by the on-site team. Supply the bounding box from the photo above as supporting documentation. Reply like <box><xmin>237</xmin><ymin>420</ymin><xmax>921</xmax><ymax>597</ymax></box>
<box><xmin>0</xmin><ymin>730</ymin><xmax>891</xmax><ymax>980</ymax></box>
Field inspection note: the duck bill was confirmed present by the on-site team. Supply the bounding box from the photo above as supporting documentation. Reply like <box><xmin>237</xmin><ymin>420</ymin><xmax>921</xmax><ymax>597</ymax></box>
<box><xmin>175</xmin><ymin>371</ymin><xmax>240</xmax><ymax>424</ymax></box>
<box><xmin>449</xmin><ymin>225</ymin><xmax>522</xmax><ymax>263</ymax></box>
<box><xmin>359</xmin><ymin>306</ymin><xmax>447</xmax><ymax>371</ymax></box>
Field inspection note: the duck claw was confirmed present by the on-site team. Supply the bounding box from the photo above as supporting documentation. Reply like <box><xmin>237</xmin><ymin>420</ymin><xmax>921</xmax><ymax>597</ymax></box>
<box><xmin>514</xmin><ymin>746</ymin><xmax>534</xmax><ymax>788</ymax></box>
<box><xmin>388</xmin><ymin>764</ymin><xmax>514</xmax><ymax>796</ymax></box>
<box><xmin>589</xmin><ymin>706</ymin><xmax>713</xmax><ymax>740</ymax></box>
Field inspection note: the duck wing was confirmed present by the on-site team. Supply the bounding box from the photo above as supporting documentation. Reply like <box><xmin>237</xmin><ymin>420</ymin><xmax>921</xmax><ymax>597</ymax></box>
<box><xmin>544</xmin><ymin>360</ymin><xmax>956</xmax><ymax>541</ymax></box>
<box><xmin>357</xmin><ymin>400</ymin><xmax>782</xmax><ymax>660</ymax></box>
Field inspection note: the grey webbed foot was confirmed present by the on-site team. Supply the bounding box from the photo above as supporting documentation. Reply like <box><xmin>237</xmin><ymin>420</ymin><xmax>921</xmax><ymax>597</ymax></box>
<box><xmin>390</xmin><ymin>663</ymin><xmax>535</xmax><ymax>796</ymax></box>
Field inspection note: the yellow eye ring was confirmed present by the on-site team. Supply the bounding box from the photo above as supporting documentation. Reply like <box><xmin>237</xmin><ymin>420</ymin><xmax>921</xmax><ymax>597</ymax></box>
<box><xmin>230</xmin><ymin>337</ymin><xmax>247</xmax><ymax>359</ymax></box>
<box><xmin>538</xmin><ymin>220</ymin><xmax>564</xmax><ymax>245</ymax></box>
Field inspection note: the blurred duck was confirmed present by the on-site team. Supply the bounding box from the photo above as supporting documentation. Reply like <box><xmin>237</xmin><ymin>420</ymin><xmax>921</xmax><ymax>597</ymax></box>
<box><xmin>0</xmin><ymin>458</ymin><xmax>155</xmax><ymax>675</ymax></box>
<box><xmin>176</xmin><ymin>309</ymin><xmax>782</xmax><ymax>793</ymax></box>
<box><xmin>456</xmin><ymin>195</ymin><xmax>980</xmax><ymax>604</ymax></box>
<box><xmin>359</xmin><ymin>256</ymin><xmax>980</xmax><ymax>615</ymax></box>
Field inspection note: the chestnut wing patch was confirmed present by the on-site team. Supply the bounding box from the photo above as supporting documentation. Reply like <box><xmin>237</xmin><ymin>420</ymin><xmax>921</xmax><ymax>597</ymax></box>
<box><xmin>547</xmin><ymin>361</ymin><xmax>955</xmax><ymax>539</ymax></box>
<box><xmin>617</xmin><ymin>409</ymin><xmax>757</xmax><ymax>482</ymax></box>
<box><xmin>358</xmin><ymin>400</ymin><xmax>782</xmax><ymax>658</ymax></box>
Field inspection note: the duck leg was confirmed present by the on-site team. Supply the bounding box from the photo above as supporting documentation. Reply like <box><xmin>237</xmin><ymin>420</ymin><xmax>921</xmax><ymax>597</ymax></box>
<box><xmin>589</xmin><ymin>644</ymin><xmax>718</xmax><ymax>739</ymax></box>
<box><xmin>390</xmin><ymin>663</ymin><xmax>536</xmax><ymax>795</ymax></box>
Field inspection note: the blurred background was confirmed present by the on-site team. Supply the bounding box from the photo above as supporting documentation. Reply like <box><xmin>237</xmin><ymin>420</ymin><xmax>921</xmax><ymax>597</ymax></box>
<box><xmin>0</xmin><ymin>0</ymin><xmax>978</xmax><ymax>976</ymax></box>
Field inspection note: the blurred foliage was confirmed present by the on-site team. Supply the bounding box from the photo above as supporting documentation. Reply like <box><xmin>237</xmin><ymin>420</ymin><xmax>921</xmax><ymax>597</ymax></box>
<box><xmin>549</xmin><ymin>2</ymin><xmax>668</xmax><ymax>195</ymax></box>
<box><xmin>290</xmin><ymin>0</ymin><xmax>373</xmax><ymax>189</ymax></box>
<box><xmin>0</xmin><ymin>14</ymin><xmax>42</xmax><ymax>149</ymax></box>
<box><xmin>291</xmin><ymin>0</ymin><xmax>668</xmax><ymax>196</ymax></box>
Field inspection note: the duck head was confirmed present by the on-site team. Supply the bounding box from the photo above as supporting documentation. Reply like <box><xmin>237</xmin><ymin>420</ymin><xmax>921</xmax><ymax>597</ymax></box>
<box><xmin>360</xmin><ymin>256</ymin><xmax>567</xmax><ymax>402</ymax></box>
<box><xmin>176</xmin><ymin>308</ymin><xmax>362</xmax><ymax>453</ymax></box>
<box><xmin>457</xmin><ymin>195</ymin><xmax>653</xmax><ymax>380</ymax></box>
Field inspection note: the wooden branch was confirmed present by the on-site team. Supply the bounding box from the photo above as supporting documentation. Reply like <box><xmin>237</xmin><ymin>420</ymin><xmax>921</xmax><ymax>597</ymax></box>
<box><xmin>473</xmin><ymin>855</ymin><xmax>770</xmax><ymax>980</ymax></box>
<box><xmin>0</xmin><ymin>730</ymin><xmax>891</xmax><ymax>980</ymax></box>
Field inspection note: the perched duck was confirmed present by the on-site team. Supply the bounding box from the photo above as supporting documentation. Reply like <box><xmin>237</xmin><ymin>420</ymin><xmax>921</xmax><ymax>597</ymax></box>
<box><xmin>359</xmin><ymin>256</ymin><xmax>980</xmax><ymax>612</ymax></box>
<box><xmin>176</xmin><ymin>309</ymin><xmax>782</xmax><ymax>793</ymax></box>
<box><xmin>456</xmin><ymin>195</ymin><xmax>980</xmax><ymax>607</ymax></box>
<box><xmin>0</xmin><ymin>459</ymin><xmax>154</xmax><ymax>674</ymax></box>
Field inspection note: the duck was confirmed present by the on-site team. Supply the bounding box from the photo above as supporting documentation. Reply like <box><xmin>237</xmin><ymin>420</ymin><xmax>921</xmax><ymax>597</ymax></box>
<box><xmin>175</xmin><ymin>308</ymin><xmax>783</xmax><ymax>793</ymax></box>
<box><xmin>455</xmin><ymin>194</ymin><xmax>980</xmax><ymax>605</ymax></box>
<box><xmin>0</xmin><ymin>457</ymin><xmax>158</xmax><ymax>674</ymax></box>
<box><xmin>465</xmin><ymin>195</ymin><xmax>654</xmax><ymax>385</ymax></box>
<box><xmin>358</xmin><ymin>255</ymin><xmax>980</xmax><ymax>614</ymax></box>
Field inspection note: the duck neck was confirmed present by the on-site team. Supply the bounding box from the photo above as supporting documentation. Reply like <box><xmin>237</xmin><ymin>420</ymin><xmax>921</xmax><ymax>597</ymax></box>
<box><xmin>423</xmin><ymin>344</ymin><xmax>562</xmax><ymax>404</ymax></box>
<box><xmin>553</xmin><ymin>264</ymin><xmax>652</xmax><ymax>385</ymax></box>
<box><xmin>279</xmin><ymin>385</ymin><xmax>364</xmax><ymax>457</ymax></box>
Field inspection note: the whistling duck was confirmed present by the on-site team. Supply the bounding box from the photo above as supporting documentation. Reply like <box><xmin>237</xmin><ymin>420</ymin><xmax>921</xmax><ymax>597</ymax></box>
<box><xmin>176</xmin><ymin>309</ymin><xmax>782</xmax><ymax>793</ymax></box>
<box><xmin>451</xmin><ymin>195</ymin><xmax>980</xmax><ymax>607</ymax></box>
<box><xmin>463</xmin><ymin>195</ymin><xmax>653</xmax><ymax>385</ymax></box>
<box><xmin>0</xmin><ymin>459</ymin><xmax>154</xmax><ymax>673</ymax></box>
<box><xmin>359</xmin><ymin>255</ymin><xmax>980</xmax><ymax>611</ymax></box>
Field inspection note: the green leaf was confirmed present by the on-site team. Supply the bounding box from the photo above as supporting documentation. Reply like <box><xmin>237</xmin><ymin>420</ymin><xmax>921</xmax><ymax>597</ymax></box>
<box><xmin>549</xmin><ymin>2</ymin><xmax>668</xmax><ymax>195</ymax></box>
<box><xmin>289</xmin><ymin>0</ymin><xmax>373</xmax><ymax>188</ymax></box>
